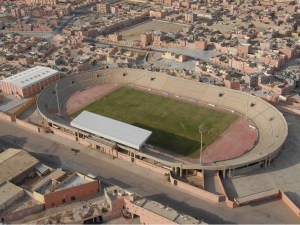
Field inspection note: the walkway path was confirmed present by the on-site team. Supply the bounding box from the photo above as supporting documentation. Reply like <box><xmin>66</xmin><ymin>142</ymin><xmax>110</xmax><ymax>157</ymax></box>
<box><xmin>0</xmin><ymin>119</ymin><xmax>298</xmax><ymax>224</ymax></box>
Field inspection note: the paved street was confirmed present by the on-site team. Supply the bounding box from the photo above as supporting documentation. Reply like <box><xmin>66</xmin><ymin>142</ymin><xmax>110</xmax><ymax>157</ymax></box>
<box><xmin>0</xmin><ymin>119</ymin><xmax>298</xmax><ymax>223</ymax></box>
<box><xmin>150</xmin><ymin>46</ymin><xmax>221</xmax><ymax>62</ymax></box>
<box><xmin>223</xmin><ymin>113</ymin><xmax>300</xmax><ymax>208</ymax></box>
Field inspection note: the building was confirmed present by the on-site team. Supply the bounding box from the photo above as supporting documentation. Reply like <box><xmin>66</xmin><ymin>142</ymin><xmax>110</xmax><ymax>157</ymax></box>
<box><xmin>224</xmin><ymin>78</ymin><xmax>241</xmax><ymax>90</ymax></box>
<box><xmin>236</xmin><ymin>44</ymin><xmax>250</xmax><ymax>58</ymax></box>
<box><xmin>141</xmin><ymin>32</ymin><xmax>153</xmax><ymax>46</ymax></box>
<box><xmin>25</xmin><ymin>0</ymin><xmax>57</xmax><ymax>5</ymax></box>
<box><xmin>0</xmin><ymin>66</ymin><xmax>59</xmax><ymax>98</ymax></box>
<box><xmin>104</xmin><ymin>185</ymin><xmax>206</xmax><ymax>224</ymax></box>
<box><xmin>11</xmin><ymin>8</ymin><xmax>21</xmax><ymax>18</ymax></box>
<box><xmin>141</xmin><ymin>31</ymin><xmax>165</xmax><ymax>47</ymax></box>
<box><xmin>0</xmin><ymin>148</ymin><xmax>100</xmax><ymax>223</ymax></box>
<box><xmin>162</xmin><ymin>51</ymin><xmax>187</xmax><ymax>62</ymax></box>
<box><xmin>96</xmin><ymin>3</ymin><xmax>111</xmax><ymax>13</ymax></box>
<box><xmin>0</xmin><ymin>148</ymin><xmax>40</xmax><ymax>185</ymax></box>
<box><xmin>195</xmin><ymin>38</ymin><xmax>208</xmax><ymax>50</ymax></box>
<box><xmin>185</xmin><ymin>13</ymin><xmax>197</xmax><ymax>23</ymax></box>
<box><xmin>0</xmin><ymin>181</ymin><xmax>44</xmax><ymax>223</ymax></box>
<box><xmin>31</xmin><ymin>171</ymin><xmax>99</xmax><ymax>209</ymax></box>
<box><xmin>258</xmin><ymin>74</ymin><xmax>293</xmax><ymax>95</ymax></box>
<box><xmin>108</xmin><ymin>33</ymin><xmax>122</xmax><ymax>42</ymax></box>
<box><xmin>243</xmin><ymin>73</ymin><xmax>261</xmax><ymax>88</ymax></box>
<box><xmin>260</xmin><ymin>53</ymin><xmax>286</xmax><ymax>70</ymax></box>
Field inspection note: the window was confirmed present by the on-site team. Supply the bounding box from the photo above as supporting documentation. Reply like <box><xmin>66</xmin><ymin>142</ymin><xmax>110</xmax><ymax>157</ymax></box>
<box><xmin>71</xmin><ymin>196</ymin><xmax>76</xmax><ymax>201</ymax></box>
<box><xmin>18</xmin><ymin>212</ymin><xmax>23</xmax><ymax>218</ymax></box>
<box><xmin>8</xmin><ymin>215</ymin><xmax>13</xmax><ymax>221</ymax></box>
<box><xmin>27</xmin><ymin>209</ymin><xmax>32</xmax><ymax>215</ymax></box>
<box><xmin>62</xmin><ymin>199</ymin><xmax>66</xmax><ymax>204</ymax></box>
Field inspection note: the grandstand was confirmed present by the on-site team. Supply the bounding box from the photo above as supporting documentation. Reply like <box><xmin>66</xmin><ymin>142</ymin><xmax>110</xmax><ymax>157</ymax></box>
<box><xmin>37</xmin><ymin>68</ymin><xmax>288</xmax><ymax>177</ymax></box>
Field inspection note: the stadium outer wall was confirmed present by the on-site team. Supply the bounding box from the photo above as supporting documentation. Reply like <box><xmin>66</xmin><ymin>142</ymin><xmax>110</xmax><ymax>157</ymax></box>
<box><xmin>37</xmin><ymin>68</ymin><xmax>288</xmax><ymax>177</ymax></box>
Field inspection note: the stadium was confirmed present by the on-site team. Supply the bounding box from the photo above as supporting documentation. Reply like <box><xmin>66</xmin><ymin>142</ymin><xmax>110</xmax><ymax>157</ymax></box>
<box><xmin>37</xmin><ymin>68</ymin><xmax>288</xmax><ymax>178</ymax></box>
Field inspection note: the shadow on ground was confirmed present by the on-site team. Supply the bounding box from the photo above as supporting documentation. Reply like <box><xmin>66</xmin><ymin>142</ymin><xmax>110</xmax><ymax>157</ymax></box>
<box><xmin>146</xmin><ymin>193</ymin><xmax>235</xmax><ymax>224</ymax></box>
<box><xmin>133</xmin><ymin>123</ymin><xmax>202</xmax><ymax>157</ymax></box>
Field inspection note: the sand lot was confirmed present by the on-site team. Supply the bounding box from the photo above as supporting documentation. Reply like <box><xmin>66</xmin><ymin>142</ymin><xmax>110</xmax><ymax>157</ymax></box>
<box><xmin>120</xmin><ymin>20</ymin><xmax>185</xmax><ymax>42</ymax></box>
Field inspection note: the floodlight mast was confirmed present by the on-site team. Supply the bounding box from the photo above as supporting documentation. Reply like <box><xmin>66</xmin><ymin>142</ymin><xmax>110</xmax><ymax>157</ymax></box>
<box><xmin>55</xmin><ymin>83</ymin><xmax>61</xmax><ymax>116</ymax></box>
<box><xmin>246</xmin><ymin>93</ymin><xmax>249</xmax><ymax>119</ymax></box>
<box><xmin>199</xmin><ymin>124</ymin><xmax>205</xmax><ymax>165</ymax></box>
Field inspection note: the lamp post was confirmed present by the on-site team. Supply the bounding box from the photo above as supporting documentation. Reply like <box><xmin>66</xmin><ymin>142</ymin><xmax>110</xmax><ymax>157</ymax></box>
<box><xmin>55</xmin><ymin>83</ymin><xmax>61</xmax><ymax>116</ymax></box>
<box><xmin>246</xmin><ymin>93</ymin><xmax>249</xmax><ymax>119</ymax></box>
<box><xmin>199</xmin><ymin>124</ymin><xmax>205</xmax><ymax>165</ymax></box>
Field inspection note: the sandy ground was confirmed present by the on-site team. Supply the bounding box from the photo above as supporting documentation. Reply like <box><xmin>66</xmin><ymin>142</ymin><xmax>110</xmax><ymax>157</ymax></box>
<box><xmin>222</xmin><ymin>113</ymin><xmax>300</xmax><ymax>210</ymax></box>
<box><xmin>120</xmin><ymin>20</ymin><xmax>185</xmax><ymax>43</ymax></box>
<box><xmin>0</xmin><ymin>119</ymin><xmax>298</xmax><ymax>224</ymax></box>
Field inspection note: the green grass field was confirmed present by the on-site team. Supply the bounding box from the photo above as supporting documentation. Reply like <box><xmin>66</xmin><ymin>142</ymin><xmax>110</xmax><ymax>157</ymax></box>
<box><xmin>71</xmin><ymin>87</ymin><xmax>238</xmax><ymax>157</ymax></box>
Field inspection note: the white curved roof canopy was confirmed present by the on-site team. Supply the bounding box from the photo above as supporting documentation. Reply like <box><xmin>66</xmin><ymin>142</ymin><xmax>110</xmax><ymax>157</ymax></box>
<box><xmin>71</xmin><ymin>111</ymin><xmax>152</xmax><ymax>150</ymax></box>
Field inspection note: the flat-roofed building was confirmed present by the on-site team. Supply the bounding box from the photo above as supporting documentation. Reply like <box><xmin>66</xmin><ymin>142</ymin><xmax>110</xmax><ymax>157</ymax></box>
<box><xmin>0</xmin><ymin>148</ymin><xmax>39</xmax><ymax>185</ymax></box>
<box><xmin>0</xmin><ymin>182</ymin><xmax>44</xmax><ymax>223</ymax></box>
<box><xmin>104</xmin><ymin>185</ymin><xmax>206</xmax><ymax>224</ymax></box>
<box><xmin>31</xmin><ymin>171</ymin><xmax>99</xmax><ymax>209</ymax></box>
<box><xmin>29</xmin><ymin>169</ymin><xmax>67</xmax><ymax>193</ymax></box>
<box><xmin>0</xmin><ymin>149</ymin><xmax>99</xmax><ymax>221</ymax></box>
<box><xmin>0</xmin><ymin>182</ymin><xmax>24</xmax><ymax>211</ymax></box>
<box><xmin>0</xmin><ymin>66</ymin><xmax>59</xmax><ymax>98</ymax></box>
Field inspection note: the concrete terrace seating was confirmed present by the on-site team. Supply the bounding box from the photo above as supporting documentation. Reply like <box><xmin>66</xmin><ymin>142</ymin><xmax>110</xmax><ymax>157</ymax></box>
<box><xmin>37</xmin><ymin>68</ymin><xmax>288</xmax><ymax>170</ymax></box>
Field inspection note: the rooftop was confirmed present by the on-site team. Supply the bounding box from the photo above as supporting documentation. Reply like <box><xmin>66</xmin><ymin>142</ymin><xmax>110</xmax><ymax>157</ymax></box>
<box><xmin>0</xmin><ymin>148</ymin><xmax>39</xmax><ymax>185</ymax></box>
<box><xmin>0</xmin><ymin>182</ymin><xmax>23</xmax><ymax>206</ymax></box>
<box><xmin>55</xmin><ymin>175</ymin><xmax>89</xmax><ymax>191</ymax></box>
<box><xmin>30</xmin><ymin>169</ymin><xmax>67</xmax><ymax>193</ymax></box>
<box><xmin>1</xmin><ymin>66</ymin><xmax>59</xmax><ymax>88</ymax></box>
<box><xmin>140</xmin><ymin>199</ymin><xmax>178</xmax><ymax>221</ymax></box>
<box><xmin>71</xmin><ymin>111</ymin><xmax>152</xmax><ymax>150</ymax></box>
<box><xmin>105</xmin><ymin>185</ymin><xmax>203</xmax><ymax>224</ymax></box>
<box><xmin>134</xmin><ymin>198</ymin><xmax>202</xmax><ymax>224</ymax></box>
<box><xmin>0</xmin><ymin>194</ymin><xmax>43</xmax><ymax>218</ymax></box>
<box><xmin>105</xmin><ymin>185</ymin><xmax>136</xmax><ymax>201</ymax></box>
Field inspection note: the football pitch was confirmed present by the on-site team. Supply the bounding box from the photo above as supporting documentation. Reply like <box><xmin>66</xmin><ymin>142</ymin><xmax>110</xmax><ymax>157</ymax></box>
<box><xmin>71</xmin><ymin>87</ymin><xmax>238</xmax><ymax>157</ymax></box>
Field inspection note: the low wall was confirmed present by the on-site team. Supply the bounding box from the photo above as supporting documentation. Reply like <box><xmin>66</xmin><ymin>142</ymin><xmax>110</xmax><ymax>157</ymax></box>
<box><xmin>13</xmin><ymin>95</ymin><xmax>38</xmax><ymax>117</ymax></box>
<box><xmin>113</xmin><ymin>149</ymin><xmax>118</xmax><ymax>157</ymax></box>
<box><xmin>79</xmin><ymin>138</ymin><xmax>92</xmax><ymax>147</ymax></box>
<box><xmin>51</xmin><ymin>128</ymin><xmax>76</xmax><ymax>141</ymax></box>
<box><xmin>15</xmin><ymin>119</ymin><xmax>40</xmax><ymax>132</ymax></box>
<box><xmin>169</xmin><ymin>172</ymin><xmax>224</xmax><ymax>203</ymax></box>
<box><xmin>39</xmin><ymin>126</ymin><xmax>51</xmax><ymax>133</ymax></box>
<box><xmin>0</xmin><ymin>113</ymin><xmax>41</xmax><ymax>133</ymax></box>
<box><xmin>2</xmin><ymin>203</ymin><xmax>45</xmax><ymax>223</ymax></box>
<box><xmin>280</xmin><ymin>191</ymin><xmax>300</xmax><ymax>218</ymax></box>
<box><xmin>200</xmin><ymin>170</ymin><xmax>205</xmax><ymax>190</ymax></box>
<box><xmin>100</xmin><ymin>147</ymin><xmax>113</xmax><ymax>155</ymax></box>
<box><xmin>0</xmin><ymin>112</ymin><xmax>15</xmax><ymax>122</ymax></box>
<box><xmin>135</xmin><ymin>159</ymin><xmax>170</xmax><ymax>175</ymax></box>
<box><xmin>215</xmin><ymin>172</ymin><xmax>238</xmax><ymax>208</ymax></box>
<box><xmin>118</xmin><ymin>152</ymin><xmax>131</xmax><ymax>162</ymax></box>
<box><xmin>276</xmin><ymin>105</ymin><xmax>300</xmax><ymax>116</ymax></box>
